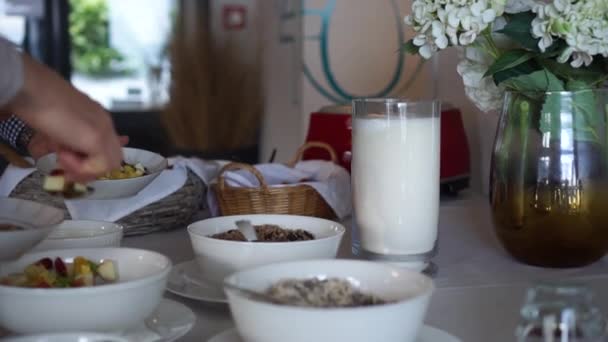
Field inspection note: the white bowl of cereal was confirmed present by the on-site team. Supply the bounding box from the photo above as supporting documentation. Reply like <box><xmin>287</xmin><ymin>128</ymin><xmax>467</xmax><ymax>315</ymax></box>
<box><xmin>36</xmin><ymin>147</ymin><xmax>168</xmax><ymax>200</ymax></box>
<box><xmin>187</xmin><ymin>215</ymin><xmax>345</xmax><ymax>287</ymax></box>
<box><xmin>224</xmin><ymin>259</ymin><xmax>433</xmax><ymax>342</ymax></box>
<box><xmin>0</xmin><ymin>198</ymin><xmax>64</xmax><ymax>262</ymax></box>
<box><xmin>0</xmin><ymin>247</ymin><xmax>171</xmax><ymax>334</ymax></box>
<box><xmin>32</xmin><ymin>220</ymin><xmax>123</xmax><ymax>252</ymax></box>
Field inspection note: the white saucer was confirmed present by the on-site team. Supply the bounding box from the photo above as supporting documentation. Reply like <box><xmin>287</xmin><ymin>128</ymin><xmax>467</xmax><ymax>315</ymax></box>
<box><xmin>166</xmin><ymin>259</ymin><xmax>227</xmax><ymax>304</ymax></box>
<box><xmin>121</xmin><ymin>298</ymin><xmax>196</xmax><ymax>342</ymax></box>
<box><xmin>2</xmin><ymin>299</ymin><xmax>195</xmax><ymax>342</ymax></box>
<box><xmin>208</xmin><ymin>326</ymin><xmax>461</xmax><ymax>342</ymax></box>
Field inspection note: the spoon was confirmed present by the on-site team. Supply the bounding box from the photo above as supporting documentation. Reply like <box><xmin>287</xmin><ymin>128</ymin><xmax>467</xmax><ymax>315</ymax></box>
<box><xmin>235</xmin><ymin>220</ymin><xmax>258</xmax><ymax>241</ymax></box>
<box><xmin>223</xmin><ymin>282</ymin><xmax>284</xmax><ymax>305</ymax></box>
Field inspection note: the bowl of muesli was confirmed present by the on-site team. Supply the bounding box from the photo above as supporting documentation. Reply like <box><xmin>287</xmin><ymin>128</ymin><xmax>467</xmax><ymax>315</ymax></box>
<box><xmin>224</xmin><ymin>259</ymin><xmax>433</xmax><ymax>342</ymax></box>
<box><xmin>187</xmin><ymin>214</ymin><xmax>345</xmax><ymax>286</ymax></box>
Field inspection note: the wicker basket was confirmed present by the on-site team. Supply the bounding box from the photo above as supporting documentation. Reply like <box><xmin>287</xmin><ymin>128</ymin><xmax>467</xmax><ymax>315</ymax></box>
<box><xmin>213</xmin><ymin>141</ymin><xmax>338</xmax><ymax>219</ymax></box>
<box><xmin>10</xmin><ymin>170</ymin><xmax>206</xmax><ymax>236</ymax></box>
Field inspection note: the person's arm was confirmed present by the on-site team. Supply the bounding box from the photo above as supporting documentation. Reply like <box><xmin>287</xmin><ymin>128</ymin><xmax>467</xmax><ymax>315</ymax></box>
<box><xmin>0</xmin><ymin>37</ymin><xmax>123</xmax><ymax>181</ymax></box>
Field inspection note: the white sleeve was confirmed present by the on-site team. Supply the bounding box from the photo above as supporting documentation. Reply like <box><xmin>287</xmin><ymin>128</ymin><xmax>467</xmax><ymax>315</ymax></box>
<box><xmin>0</xmin><ymin>36</ymin><xmax>24</xmax><ymax>107</ymax></box>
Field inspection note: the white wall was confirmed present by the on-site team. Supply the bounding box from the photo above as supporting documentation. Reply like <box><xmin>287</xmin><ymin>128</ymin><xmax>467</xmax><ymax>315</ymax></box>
<box><xmin>216</xmin><ymin>0</ymin><xmax>496</xmax><ymax>194</ymax></box>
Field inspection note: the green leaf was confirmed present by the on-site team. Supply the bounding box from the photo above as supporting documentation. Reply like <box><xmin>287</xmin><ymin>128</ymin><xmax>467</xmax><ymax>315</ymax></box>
<box><xmin>572</xmin><ymin>89</ymin><xmax>600</xmax><ymax>143</ymax></box>
<box><xmin>539</xmin><ymin>93</ymin><xmax>562</xmax><ymax>140</ymax></box>
<box><xmin>493</xmin><ymin>60</ymin><xmax>539</xmax><ymax>85</ymax></box>
<box><xmin>497</xmin><ymin>12</ymin><xmax>541</xmax><ymax>52</ymax></box>
<box><xmin>503</xmin><ymin>69</ymin><xmax>565</xmax><ymax>93</ymax></box>
<box><xmin>539</xmin><ymin>58</ymin><xmax>608</xmax><ymax>86</ymax></box>
<box><xmin>538</xmin><ymin>87</ymin><xmax>600</xmax><ymax>144</ymax></box>
<box><xmin>484</xmin><ymin>50</ymin><xmax>534</xmax><ymax>78</ymax></box>
<box><xmin>403</xmin><ymin>40</ymin><xmax>419</xmax><ymax>55</ymax></box>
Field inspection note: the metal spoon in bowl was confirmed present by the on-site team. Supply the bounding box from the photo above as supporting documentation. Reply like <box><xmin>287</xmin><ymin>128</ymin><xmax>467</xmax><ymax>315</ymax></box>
<box><xmin>235</xmin><ymin>220</ymin><xmax>258</xmax><ymax>241</ymax></box>
<box><xmin>223</xmin><ymin>282</ymin><xmax>284</xmax><ymax>305</ymax></box>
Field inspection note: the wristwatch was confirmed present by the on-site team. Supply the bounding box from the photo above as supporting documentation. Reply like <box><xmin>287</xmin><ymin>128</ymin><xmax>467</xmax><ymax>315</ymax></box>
<box><xmin>16</xmin><ymin>125</ymin><xmax>34</xmax><ymax>155</ymax></box>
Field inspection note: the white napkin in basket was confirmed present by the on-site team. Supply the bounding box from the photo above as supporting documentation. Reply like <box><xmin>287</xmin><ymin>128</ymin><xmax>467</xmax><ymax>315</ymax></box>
<box><xmin>207</xmin><ymin>160</ymin><xmax>352</xmax><ymax>219</ymax></box>
<box><xmin>0</xmin><ymin>157</ymin><xmax>220</xmax><ymax>222</ymax></box>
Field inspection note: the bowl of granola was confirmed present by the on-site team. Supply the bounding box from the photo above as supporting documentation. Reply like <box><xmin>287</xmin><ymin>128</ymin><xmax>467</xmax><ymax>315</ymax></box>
<box><xmin>187</xmin><ymin>214</ymin><xmax>345</xmax><ymax>286</ymax></box>
<box><xmin>0</xmin><ymin>198</ymin><xmax>64</xmax><ymax>262</ymax></box>
<box><xmin>224</xmin><ymin>259</ymin><xmax>433</xmax><ymax>342</ymax></box>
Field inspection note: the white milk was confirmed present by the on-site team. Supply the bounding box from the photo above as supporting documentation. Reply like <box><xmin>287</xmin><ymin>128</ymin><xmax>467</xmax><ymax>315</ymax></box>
<box><xmin>352</xmin><ymin>116</ymin><xmax>440</xmax><ymax>255</ymax></box>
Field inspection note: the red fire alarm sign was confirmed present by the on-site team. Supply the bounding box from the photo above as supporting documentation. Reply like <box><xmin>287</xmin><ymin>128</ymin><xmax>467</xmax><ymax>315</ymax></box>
<box><xmin>223</xmin><ymin>5</ymin><xmax>247</xmax><ymax>30</ymax></box>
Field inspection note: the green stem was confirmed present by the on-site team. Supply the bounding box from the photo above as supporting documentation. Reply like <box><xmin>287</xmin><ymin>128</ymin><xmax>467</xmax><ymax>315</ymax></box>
<box><xmin>482</xmin><ymin>29</ymin><xmax>500</xmax><ymax>59</ymax></box>
<box><xmin>514</xmin><ymin>99</ymin><xmax>530</xmax><ymax>225</ymax></box>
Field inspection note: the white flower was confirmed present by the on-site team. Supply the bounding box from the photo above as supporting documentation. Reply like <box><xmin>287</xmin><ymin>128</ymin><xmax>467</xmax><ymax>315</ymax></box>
<box><xmin>531</xmin><ymin>0</ymin><xmax>608</xmax><ymax>67</ymax></box>
<box><xmin>404</xmin><ymin>0</ymin><xmax>506</xmax><ymax>58</ymax></box>
<box><xmin>457</xmin><ymin>47</ymin><xmax>505</xmax><ymax>112</ymax></box>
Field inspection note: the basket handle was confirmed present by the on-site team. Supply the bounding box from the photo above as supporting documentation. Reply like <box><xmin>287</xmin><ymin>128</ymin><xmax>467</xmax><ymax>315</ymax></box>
<box><xmin>287</xmin><ymin>141</ymin><xmax>338</xmax><ymax>167</ymax></box>
<box><xmin>217</xmin><ymin>162</ymin><xmax>270</xmax><ymax>192</ymax></box>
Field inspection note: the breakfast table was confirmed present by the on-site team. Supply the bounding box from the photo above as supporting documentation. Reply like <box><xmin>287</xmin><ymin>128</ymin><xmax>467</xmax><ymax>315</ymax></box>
<box><xmin>120</xmin><ymin>191</ymin><xmax>608</xmax><ymax>342</ymax></box>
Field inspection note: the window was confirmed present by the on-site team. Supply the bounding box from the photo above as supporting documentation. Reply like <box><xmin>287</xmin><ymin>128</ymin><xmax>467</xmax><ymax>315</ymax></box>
<box><xmin>0</xmin><ymin>0</ymin><xmax>27</xmax><ymax>46</ymax></box>
<box><xmin>69</xmin><ymin>0</ymin><xmax>175</xmax><ymax>111</ymax></box>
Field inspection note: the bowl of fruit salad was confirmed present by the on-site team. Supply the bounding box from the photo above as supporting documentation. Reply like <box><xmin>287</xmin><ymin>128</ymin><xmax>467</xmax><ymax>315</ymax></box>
<box><xmin>36</xmin><ymin>147</ymin><xmax>168</xmax><ymax>199</ymax></box>
<box><xmin>0</xmin><ymin>247</ymin><xmax>171</xmax><ymax>334</ymax></box>
<box><xmin>0</xmin><ymin>198</ymin><xmax>64</xmax><ymax>262</ymax></box>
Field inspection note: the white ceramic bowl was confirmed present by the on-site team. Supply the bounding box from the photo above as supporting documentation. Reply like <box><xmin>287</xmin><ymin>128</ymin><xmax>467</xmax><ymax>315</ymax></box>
<box><xmin>0</xmin><ymin>198</ymin><xmax>64</xmax><ymax>261</ymax></box>
<box><xmin>224</xmin><ymin>259</ymin><xmax>434</xmax><ymax>342</ymax></box>
<box><xmin>2</xmin><ymin>333</ymin><xmax>128</xmax><ymax>342</ymax></box>
<box><xmin>0</xmin><ymin>247</ymin><xmax>171</xmax><ymax>334</ymax></box>
<box><xmin>32</xmin><ymin>220</ymin><xmax>123</xmax><ymax>252</ymax></box>
<box><xmin>36</xmin><ymin>147</ymin><xmax>168</xmax><ymax>200</ymax></box>
<box><xmin>187</xmin><ymin>215</ymin><xmax>345</xmax><ymax>286</ymax></box>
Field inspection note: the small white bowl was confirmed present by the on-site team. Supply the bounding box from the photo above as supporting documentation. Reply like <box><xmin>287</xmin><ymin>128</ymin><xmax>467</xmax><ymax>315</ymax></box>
<box><xmin>2</xmin><ymin>333</ymin><xmax>128</xmax><ymax>342</ymax></box>
<box><xmin>32</xmin><ymin>220</ymin><xmax>123</xmax><ymax>252</ymax></box>
<box><xmin>224</xmin><ymin>259</ymin><xmax>433</xmax><ymax>342</ymax></box>
<box><xmin>0</xmin><ymin>198</ymin><xmax>64</xmax><ymax>261</ymax></box>
<box><xmin>0</xmin><ymin>247</ymin><xmax>171</xmax><ymax>334</ymax></box>
<box><xmin>36</xmin><ymin>147</ymin><xmax>168</xmax><ymax>200</ymax></box>
<box><xmin>187</xmin><ymin>215</ymin><xmax>345</xmax><ymax>286</ymax></box>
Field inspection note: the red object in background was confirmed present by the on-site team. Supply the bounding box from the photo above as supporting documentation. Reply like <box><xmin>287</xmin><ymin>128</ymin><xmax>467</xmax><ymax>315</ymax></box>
<box><xmin>303</xmin><ymin>104</ymin><xmax>471</xmax><ymax>194</ymax></box>
<box><xmin>223</xmin><ymin>5</ymin><xmax>247</xmax><ymax>30</ymax></box>
<box><xmin>304</xmin><ymin>107</ymin><xmax>353</xmax><ymax>172</ymax></box>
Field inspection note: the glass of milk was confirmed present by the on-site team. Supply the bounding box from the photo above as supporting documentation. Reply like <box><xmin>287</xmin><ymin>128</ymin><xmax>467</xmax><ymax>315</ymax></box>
<box><xmin>351</xmin><ymin>98</ymin><xmax>441</xmax><ymax>272</ymax></box>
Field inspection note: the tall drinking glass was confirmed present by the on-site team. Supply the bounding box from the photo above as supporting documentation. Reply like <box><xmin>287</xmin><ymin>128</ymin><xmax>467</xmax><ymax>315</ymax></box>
<box><xmin>351</xmin><ymin>98</ymin><xmax>441</xmax><ymax>271</ymax></box>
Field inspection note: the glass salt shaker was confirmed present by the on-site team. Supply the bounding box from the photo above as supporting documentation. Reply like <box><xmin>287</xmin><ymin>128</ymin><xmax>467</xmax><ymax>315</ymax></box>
<box><xmin>516</xmin><ymin>283</ymin><xmax>607</xmax><ymax>342</ymax></box>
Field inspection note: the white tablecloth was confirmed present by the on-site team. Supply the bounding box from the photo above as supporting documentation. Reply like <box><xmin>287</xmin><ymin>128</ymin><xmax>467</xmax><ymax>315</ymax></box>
<box><xmin>118</xmin><ymin>193</ymin><xmax>608</xmax><ymax>341</ymax></box>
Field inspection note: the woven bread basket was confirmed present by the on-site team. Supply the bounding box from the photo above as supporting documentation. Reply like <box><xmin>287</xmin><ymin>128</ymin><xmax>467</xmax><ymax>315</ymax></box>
<box><xmin>10</xmin><ymin>170</ymin><xmax>206</xmax><ymax>236</ymax></box>
<box><xmin>212</xmin><ymin>141</ymin><xmax>338</xmax><ymax>219</ymax></box>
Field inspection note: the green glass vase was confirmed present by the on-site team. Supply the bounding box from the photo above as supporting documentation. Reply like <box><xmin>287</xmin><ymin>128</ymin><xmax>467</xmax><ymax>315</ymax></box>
<box><xmin>490</xmin><ymin>89</ymin><xmax>608</xmax><ymax>268</ymax></box>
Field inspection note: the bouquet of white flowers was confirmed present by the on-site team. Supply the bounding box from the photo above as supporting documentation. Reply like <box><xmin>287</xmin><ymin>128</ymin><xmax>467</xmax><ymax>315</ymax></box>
<box><xmin>403</xmin><ymin>0</ymin><xmax>608</xmax><ymax>113</ymax></box>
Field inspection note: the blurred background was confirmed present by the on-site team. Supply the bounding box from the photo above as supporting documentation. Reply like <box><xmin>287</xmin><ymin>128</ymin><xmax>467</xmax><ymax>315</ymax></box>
<box><xmin>0</xmin><ymin>0</ymin><xmax>496</xmax><ymax>195</ymax></box>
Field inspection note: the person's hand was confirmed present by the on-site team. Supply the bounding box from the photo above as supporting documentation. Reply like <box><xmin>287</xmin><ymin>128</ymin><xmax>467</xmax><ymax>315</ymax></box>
<box><xmin>4</xmin><ymin>54</ymin><xmax>123</xmax><ymax>181</ymax></box>
<box><xmin>28</xmin><ymin>134</ymin><xmax>129</xmax><ymax>160</ymax></box>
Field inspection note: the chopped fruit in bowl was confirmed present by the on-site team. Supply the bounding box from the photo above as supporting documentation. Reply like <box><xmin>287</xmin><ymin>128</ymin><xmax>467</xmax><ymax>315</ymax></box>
<box><xmin>43</xmin><ymin>169</ymin><xmax>90</xmax><ymax>198</ymax></box>
<box><xmin>98</xmin><ymin>162</ymin><xmax>148</xmax><ymax>180</ymax></box>
<box><xmin>0</xmin><ymin>256</ymin><xmax>118</xmax><ymax>288</ymax></box>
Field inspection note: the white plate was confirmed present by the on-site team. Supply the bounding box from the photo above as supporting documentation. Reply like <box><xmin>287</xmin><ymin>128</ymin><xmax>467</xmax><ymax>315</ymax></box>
<box><xmin>2</xmin><ymin>299</ymin><xmax>195</xmax><ymax>342</ymax></box>
<box><xmin>208</xmin><ymin>326</ymin><xmax>461</xmax><ymax>342</ymax></box>
<box><xmin>166</xmin><ymin>260</ymin><xmax>227</xmax><ymax>304</ymax></box>
<box><xmin>121</xmin><ymin>298</ymin><xmax>196</xmax><ymax>342</ymax></box>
